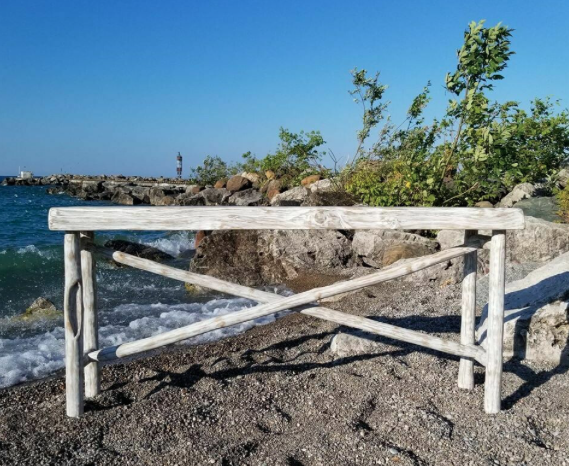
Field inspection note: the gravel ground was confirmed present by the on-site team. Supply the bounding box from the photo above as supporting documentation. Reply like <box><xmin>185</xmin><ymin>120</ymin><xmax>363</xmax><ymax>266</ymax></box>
<box><xmin>1</xmin><ymin>278</ymin><xmax>568</xmax><ymax>465</ymax></box>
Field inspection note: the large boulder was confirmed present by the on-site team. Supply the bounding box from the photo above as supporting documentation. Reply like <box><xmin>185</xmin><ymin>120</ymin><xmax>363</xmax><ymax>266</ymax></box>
<box><xmin>130</xmin><ymin>186</ymin><xmax>151</xmax><ymax>204</ymax></box>
<box><xmin>300</xmin><ymin>174</ymin><xmax>321</xmax><ymax>187</ymax></box>
<box><xmin>177</xmin><ymin>192</ymin><xmax>206</xmax><ymax>206</ymax></box>
<box><xmin>309</xmin><ymin>179</ymin><xmax>334</xmax><ymax>193</ymax></box>
<box><xmin>304</xmin><ymin>189</ymin><xmax>355</xmax><ymax>207</ymax></box>
<box><xmin>104</xmin><ymin>239</ymin><xmax>173</xmax><ymax>262</ymax></box>
<box><xmin>186</xmin><ymin>185</ymin><xmax>202</xmax><ymax>195</ymax></box>
<box><xmin>438</xmin><ymin>216</ymin><xmax>569</xmax><ymax>265</ymax></box>
<box><xmin>149</xmin><ymin>187</ymin><xmax>177</xmax><ymax>206</ymax></box>
<box><xmin>477</xmin><ymin>252</ymin><xmax>569</xmax><ymax>365</ymax></box>
<box><xmin>514</xmin><ymin>196</ymin><xmax>561</xmax><ymax>223</ymax></box>
<box><xmin>240</xmin><ymin>172</ymin><xmax>261</xmax><ymax>187</ymax></box>
<box><xmin>228</xmin><ymin>188</ymin><xmax>263</xmax><ymax>206</ymax></box>
<box><xmin>214</xmin><ymin>178</ymin><xmax>227</xmax><ymax>189</ymax></box>
<box><xmin>226</xmin><ymin>175</ymin><xmax>252</xmax><ymax>193</ymax></box>
<box><xmin>81</xmin><ymin>180</ymin><xmax>103</xmax><ymax>194</ymax></box>
<box><xmin>436</xmin><ymin>230</ymin><xmax>464</xmax><ymax>250</ymax></box>
<box><xmin>507</xmin><ymin>216</ymin><xmax>569</xmax><ymax>263</ymax></box>
<box><xmin>497</xmin><ymin>182</ymin><xmax>536</xmax><ymax>208</ymax></box>
<box><xmin>270</xmin><ymin>186</ymin><xmax>309</xmax><ymax>206</ymax></box>
<box><xmin>149</xmin><ymin>188</ymin><xmax>172</xmax><ymax>206</ymax></box>
<box><xmin>190</xmin><ymin>230</ymin><xmax>354</xmax><ymax>287</ymax></box>
<box><xmin>352</xmin><ymin>230</ymin><xmax>437</xmax><ymax>268</ymax></box>
<box><xmin>198</xmin><ymin>187</ymin><xmax>231</xmax><ymax>205</ymax></box>
<box><xmin>111</xmin><ymin>191</ymin><xmax>139</xmax><ymax>205</ymax></box>
<box><xmin>558</xmin><ymin>168</ymin><xmax>569</xmax><ymax>188</ymax></box>
<box><xmin>15</xmin><ymin>297</ymin><xmax>62</xmax><ymax>321</ymax></box>
<box><xmin>330</xmin><ymin>330</ymin><xmax>381</xmax><ymax>358</ymax></box>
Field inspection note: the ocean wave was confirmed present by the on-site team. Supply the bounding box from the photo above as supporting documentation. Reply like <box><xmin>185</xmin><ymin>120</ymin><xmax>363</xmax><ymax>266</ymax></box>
<box><xmin>0</xmin><ymin>297</ymin><xmax>280</xmax><ymax>389</ymax></box>
<box><xmin>15</xmin><ymin>245</ymin><xmax>58</xmax><ymax>259</ymax></box>
<box><xmin>142</xmin><ymin>231</ymin><xmax>195</xmax><ymax>257</ymax></box>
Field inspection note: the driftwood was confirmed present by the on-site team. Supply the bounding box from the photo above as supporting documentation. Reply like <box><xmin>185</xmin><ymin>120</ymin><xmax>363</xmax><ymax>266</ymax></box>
<box><xmin>87</xmin><ymin>246</ymin><xmax>484</xmax><ymax>364</ymax></box>
<box><xmin>81</xmin><ymin>232</ymin><xmax>100</xmax><ymax>398</ymax></box>
<box><xmin>63</xmin><ymin>233</ymin><xmax>83</xmax><ymax>418</ymax></box>
<box><xmin>49</xmin><ymin>206</ymin><xmax>525</xmax><ymax>231</ymax></box>
<box><xmin>49</xmin><ymin>206</ymin><xmax>517</xmax><ymax>417</ymax></box>
<box><xmin>458</xmin><ymin>230</ymin><xmax>478</xmax><ymax>390</ymax></box>
<box><xmin>88</xmin><ymin>245</ymin><xmax>477</xmax><ymax>362</ymax></box>
<box><xmin>484</xmin><ymin>231</ymin><xmax>507</xmax><ymax>414</ymax></box>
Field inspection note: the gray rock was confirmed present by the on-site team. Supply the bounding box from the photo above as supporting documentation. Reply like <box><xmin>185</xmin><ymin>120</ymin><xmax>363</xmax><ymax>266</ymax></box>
<box><xmin>514</xmin><ymin>196</ymin><xmax>561</xmax><ymax>223</ymax></box>
<box><xmin>81</xmin><ymin>180</ymin><xmax>103</xmax><ymax>194</ymax></box>
<box><xmin>352</xmin><ymin>230</ymin><xmax>437</xmax><ymax>268</ymax></box>
<box><xmin>191</xmin><ymin>229</ymin><xmax>353</xmax><ymax>287</ymax></box>
<box><xmin>436</xmin><ymin>230</ymin><xmax>464</xmax><ymax>250</ymax></box>
<box><xmin>239</xmin><ymin>172</ymin><xmax>261</xmax><ymax>187</ymax></box>
<box><xmin>149</xmin><ymin>188</ymin><xmax>177</xmax><ymax>206</ymax></box>
<box><xmin>386</xmin><ymin>253</ymin><xmax>476</xmax><ymax>286</ymax></box>
<box><xmin>309</xmin><ymin>179</ymin><xmax>334</xmax><ymax>193</ymax></box>
<box><xmin>177</xmin><ymin>192</ymin><xmax>205</xmax><ymax>206</ymax></box>
<box><xmin>558</xmin><ymin>168</ymin><xmax>569</xmax><ymax>188</ymax></box>
<box><xmin>228</xmin><ymin>188</ymin><xmax>263</xmax><ymax>206</ymax></box>
<box><xmin>477</xmin><ymin>251</ymin><xmax>569</xmax><ymax>365</ymax></box>
<box><xmin>111</xmin><ymin>191</ymin><xmax>139</xmax><ymax>205</ymax></box>
<box><xmin>104</xmin><ymin>239</ymin><xmax>173</xmax><ymax>261</ymax></box>
<box><xmin>440</xmin><ymin>216</ymin><xmax>569</xmax><ymax>265</ymax></box>
<box><xmin>15</xmin><ymin>297</ymin><xmax>61</xmax><ymax>321</ymax></box>
<box><xmin>185</xmin><ymin>185</ymin><xmax>201</xmax><ymax>194</ymax></box>
<box><xmin>497</xmin><ymin>182</ymin><xmax>536</xmax><ymax>208</ymax></box>
<box><xmin>270</xmin><ymin>186</ymin><xmax>309</xmax><ymax>206</ymax></box>
<box><xmin>198</xmin><ymin>187</ymin><xmax>231</xmax><ymax>205</ymax></box>
<box><xmin>129</xmin><ymin>186</ymin><xmax>151</xmax><ymax>204</ymax></box>
<box><xmin>330</xmin><ymin>331</ymin><xmax>381</xmax><ymax>358</ymax></box>
<box><xmin>507</xmin><ymin>216</ymin><xmax>569</xmax><ymax>263</ymax></box>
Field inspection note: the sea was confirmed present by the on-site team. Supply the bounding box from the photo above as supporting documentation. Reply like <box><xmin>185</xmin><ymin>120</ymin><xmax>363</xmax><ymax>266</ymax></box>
<box><xmin>0</xmin><ymin>176</ymin><xmax>282</xmax><ymax>389</ymax></box>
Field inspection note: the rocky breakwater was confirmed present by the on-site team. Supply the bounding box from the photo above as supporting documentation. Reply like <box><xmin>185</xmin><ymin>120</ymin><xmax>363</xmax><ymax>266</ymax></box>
<box><xmin>24</xmin><ymin>172</ymin><xmax>351</xmax><ymax>208</ymax></box>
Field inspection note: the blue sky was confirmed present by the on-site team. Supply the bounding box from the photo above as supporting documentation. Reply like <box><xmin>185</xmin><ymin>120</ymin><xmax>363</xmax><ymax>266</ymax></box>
<box><xmin>1</xmin><ymin>0</ymin><xmax>568</xmax><ymax>177</ymax></box>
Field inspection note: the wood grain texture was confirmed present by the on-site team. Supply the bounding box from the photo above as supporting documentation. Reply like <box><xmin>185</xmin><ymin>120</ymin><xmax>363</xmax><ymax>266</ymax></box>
<box><xmin>458</xmin><ymin>230</ymin><xmax>478</xmax><ymax>390</ymax></box>
<box><xmin>49</xmin><ymin>206</ymin><xmax>525</xmax><ymax>231</ymax></box>
<box><xmin>64</xmin><ymin>233</ymin><xmax>84</xmax><ymax>418</ymax></box>
<box><xmin>484</xmin><ymin>231</ymin><xmax>506</xmax><ymax>414</ymax></box>
<box><xmin>88</xmin><ymin>245</ymin><xmax>477</xmax><ymax>362</ymax></box>
<box><xmin>81</xmin><ymin>232</ymin><xmax>100</xmax><ymax>398</ymax></box>
<box><xmin>106</xmin><ymin>248</ymin><xmax>485</xmax><ymax>364</ymax></box>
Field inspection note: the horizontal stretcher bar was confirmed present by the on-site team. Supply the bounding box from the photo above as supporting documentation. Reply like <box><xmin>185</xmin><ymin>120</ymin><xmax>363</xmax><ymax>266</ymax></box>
<box><xmin>49</xmin><ymin>206</ymin><xmax>525</xmax><ymax>231</ymax></box>
<box><xmin>87</xmin><ymin>244</ymin><xmax>485</xmax><ymax>365</ymax></box>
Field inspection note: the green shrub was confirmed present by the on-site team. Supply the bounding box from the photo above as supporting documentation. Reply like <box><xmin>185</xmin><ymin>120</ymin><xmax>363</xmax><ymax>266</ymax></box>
<box><xmin>344</xmin><ymin>20</ymin><xmax>569</xmax><ymax>207</ymax></box>
<box><xmin>188</xmin><ymin>155</ymin><xmax>239</xmax><ymax>186</ymax></box>
<box><xmin>188</xmin><ymin>128</ymin><xmax>328</xmax><ymax>189</ymax></box>
<box><xmin>238</xmin><ymin>127</ymin><xmax>328</xmax><ymax>188</ymax></box>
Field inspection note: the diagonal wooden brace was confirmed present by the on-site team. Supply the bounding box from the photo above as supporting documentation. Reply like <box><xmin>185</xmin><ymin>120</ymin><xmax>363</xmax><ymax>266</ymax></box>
<box><xmin>87</xmin><ymin>246</ymin><xmax>485</xmax><ymax>365</ymax></box>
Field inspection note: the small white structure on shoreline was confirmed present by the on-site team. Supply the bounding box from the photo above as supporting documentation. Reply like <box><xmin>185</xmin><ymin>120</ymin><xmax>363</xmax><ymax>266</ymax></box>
<box><xmin>17</xmin><ymin>167</ymin><xmax>33</xmax><ymax>180</ymax></box>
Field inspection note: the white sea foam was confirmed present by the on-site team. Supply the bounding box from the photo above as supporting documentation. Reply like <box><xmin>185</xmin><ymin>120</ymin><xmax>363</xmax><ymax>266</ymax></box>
<box><xmin>15</xmin><ymin>245</ymin><xmax>57</xmax><ymax>259</ymax></box>
<box><xmin>0</xmin><ymin>297</ymin><xmax>279</xmax><ymax>389</ymax></box>
<box><xmin>142</xmin><ymin>232</ymin><xmax>195</xmax><ymax>257</ymax></box>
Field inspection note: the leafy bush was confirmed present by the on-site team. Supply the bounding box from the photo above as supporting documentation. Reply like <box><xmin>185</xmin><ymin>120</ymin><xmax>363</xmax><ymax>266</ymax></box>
<box><xmin>344</xmin><ymin>20</ymin><xmax>569</xmax><ymax>207</ymax></box>
<box><xmin>237</xmin><ymin>127</ymin><xmax>328</xmax><ymax>187</ymax></box>
<box><xmin>188</xmin><ymin>155</ymin><xmax>239</xmax><ymax>186</ymax></box>
<box><xmin>188</xmin><ymin>128</ymin><xmax>328</xmax><ymax>188</ymax></box>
